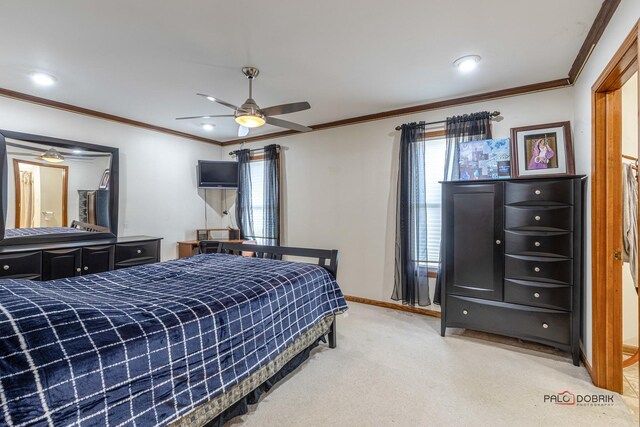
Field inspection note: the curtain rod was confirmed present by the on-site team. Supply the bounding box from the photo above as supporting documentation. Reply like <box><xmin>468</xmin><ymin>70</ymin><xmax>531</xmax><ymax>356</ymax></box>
<box><xmin>229</xmin><ymin>144</ymin><xmax>280</xmax><ymax>156</ymax></box>
<box><xmin>394</xmin><ymin>111</ymin><xmax>501</xmax><ymax>131</ymax></box>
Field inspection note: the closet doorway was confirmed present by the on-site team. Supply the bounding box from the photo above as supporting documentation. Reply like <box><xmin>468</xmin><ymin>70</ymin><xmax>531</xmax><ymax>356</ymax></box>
<box><xmin>591</xmin><ymin>22</ymin><xmax>639</xmax><ymax>394</ymax></box>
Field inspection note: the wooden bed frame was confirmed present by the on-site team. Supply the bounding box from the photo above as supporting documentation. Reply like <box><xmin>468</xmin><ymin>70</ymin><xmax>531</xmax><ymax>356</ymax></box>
<box><xmin>214</xmin><ymin>241</ymin><xmax>340</xmax><ymax>348</ymax></box>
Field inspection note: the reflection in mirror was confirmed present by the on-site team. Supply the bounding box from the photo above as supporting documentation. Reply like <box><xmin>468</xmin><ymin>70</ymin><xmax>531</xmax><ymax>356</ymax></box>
<box><xmin>5</xmin><ymin>138</ymin><xmax>112</xmax><ymax>239</ymax></box>
<box><xmin>14</xmin><ymin>159</ymin><xmax>68</xmax><ymax>228</ymax></box>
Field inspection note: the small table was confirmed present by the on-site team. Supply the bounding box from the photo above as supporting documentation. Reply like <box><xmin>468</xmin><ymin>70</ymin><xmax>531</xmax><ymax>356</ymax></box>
<box><xmin>177</xmin><ymin>239</ymin><xmax>244</xmax><ymax>258</ymax></box>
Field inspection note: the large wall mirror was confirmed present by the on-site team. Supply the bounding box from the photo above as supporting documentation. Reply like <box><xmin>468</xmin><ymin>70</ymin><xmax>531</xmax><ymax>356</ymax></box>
<box><xmin>0</xmin><ymin>130</ymin><xmax>119</xmax><ymax>245</ymax></box>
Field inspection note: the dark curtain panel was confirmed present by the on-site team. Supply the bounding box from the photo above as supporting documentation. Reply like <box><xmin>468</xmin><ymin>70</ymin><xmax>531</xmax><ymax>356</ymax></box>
<box><xmin>392</xmin><ymin>123</ymin><xmax>431</xmax><ymax>306</ymax></box>
<box><xmin>262</xmin><ymin>144</ymin><xmax>280</xmax><ymax>246</ymax></box>
<box><xmin>235</xmin><ymin>149</ymin><xmax>254</xmax><ymax>240</ymax></box>
<box><xmin>434</xmin><ymin>111</ymin><xmax>492</xmax><ymax>304</ymax></box>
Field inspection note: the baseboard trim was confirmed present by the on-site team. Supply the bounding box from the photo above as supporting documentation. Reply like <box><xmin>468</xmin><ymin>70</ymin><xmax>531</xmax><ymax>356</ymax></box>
<box><xmin>581</xmin><ymin>350</ymin><xmax>593</xmax><ymax>380</ymax></box>
<box><xmin>344</xmin><ymin>295</ymin><xmax>441</xmax><ymax>318</ymax></box>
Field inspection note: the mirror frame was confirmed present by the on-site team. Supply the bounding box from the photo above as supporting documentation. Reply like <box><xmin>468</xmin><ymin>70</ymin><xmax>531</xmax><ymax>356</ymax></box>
<box><xmin>0</xmin><ymin>129</ymin><xmax>119</xmax><ymax>245</ymax></box>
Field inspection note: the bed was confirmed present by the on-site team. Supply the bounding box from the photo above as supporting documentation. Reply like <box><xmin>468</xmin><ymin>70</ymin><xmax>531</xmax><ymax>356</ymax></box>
<box><xmin>3</xmin><ymin>221</ymin><xmax>108</xmax><ymax>239</ymax></box>
<box><xmin>0</xmin><ymin>243</ymin><xmax>347</xmax><ymax>426</ymax></box>
<box><xmin>3</xmin><ymin>226</ymin><xmax>92</xmax><ymax>238</ymax></box>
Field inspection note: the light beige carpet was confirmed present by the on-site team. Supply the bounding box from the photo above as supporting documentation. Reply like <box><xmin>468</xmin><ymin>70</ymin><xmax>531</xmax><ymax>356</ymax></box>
<box><xmin>228</xmin><ymin>302</ymin><xmax>638</xmax><ymax>426</ymax></box>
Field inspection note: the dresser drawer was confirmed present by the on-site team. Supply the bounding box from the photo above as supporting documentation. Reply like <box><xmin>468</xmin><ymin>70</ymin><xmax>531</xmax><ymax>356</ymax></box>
<box><xmin>505</xmin><ymin>180</ymin><xmax>574</xmax><ymax>206</ymax></box>
<box><xmin>505</xmin><ymin>206</ymin><xmax>573</xmax><ymax>231</ymax></box>
<box><xmin>504</xmin><ymin>231</ymin><xmax>573</xmax><ymax>258</ymax></box>
<box><xmin>0</xmin><ymin>252</ymin><xmax>42</xmax><ymax>280</ymax></box>
<box><xmin>446</xmin><ymin>295</ymin><xmax>570</xmax><ymax>346</ymax></box>
<box><xmin>504</xmin><ymin>279</ymin><xmax>572</xmax><ymax>311</ymax></box>
<box><xmin>505</xmin><ymin>255</ymin><xmax>573</xmax><ymax>284</ymax></box>
<box><xmin>115</xmin><ymin>240</ymin><xmax>159</xmax><ymax>269</ymax></box>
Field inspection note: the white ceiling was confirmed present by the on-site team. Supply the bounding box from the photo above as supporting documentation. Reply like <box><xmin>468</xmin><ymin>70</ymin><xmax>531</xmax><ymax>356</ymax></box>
<box><xmin>0</xmin><ymin>0</ymin><xmax>602</xmax><ymax>143</ymax></box>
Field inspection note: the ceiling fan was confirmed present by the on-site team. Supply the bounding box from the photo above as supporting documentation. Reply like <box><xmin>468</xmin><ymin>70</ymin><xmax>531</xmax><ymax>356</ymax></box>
<box><xmin>177</xmin><ymin>67</ymin><xmax>312</xmax><ymax>137</ymax></box>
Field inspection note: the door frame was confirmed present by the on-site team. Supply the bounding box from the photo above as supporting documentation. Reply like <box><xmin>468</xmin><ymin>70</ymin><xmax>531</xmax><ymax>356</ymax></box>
<box><xmin>591</xmin><ymin>21</ymin><xmax>639</xmax><ymax>393</ymax></box>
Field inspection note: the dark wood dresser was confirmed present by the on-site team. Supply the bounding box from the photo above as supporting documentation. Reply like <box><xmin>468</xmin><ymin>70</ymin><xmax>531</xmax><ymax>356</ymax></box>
<box><xmin>0</xmin><ymin>236</ymin><xmax>161</xmax><ymax>281</ymax></box>
<box><xmin>440</xmin><ymin>176</ymin><xmax>585</xmax><ymax>365</ymax></box>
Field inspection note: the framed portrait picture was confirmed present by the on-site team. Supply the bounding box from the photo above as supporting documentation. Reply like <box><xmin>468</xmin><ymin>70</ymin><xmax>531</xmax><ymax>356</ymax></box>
<box><xmin>509</xmin><ymin>121</ymin><xmax>574</xmax><ymax>178</ymax></box>
<box><xmin>458</xmin><ymin>138</ymin><xmax>511</xmax><ymax>180</ymax></box>
<box><xmin>99</xmin><ymin>169</ymin><xmax>110</xmax><ymax>189</ymax></box>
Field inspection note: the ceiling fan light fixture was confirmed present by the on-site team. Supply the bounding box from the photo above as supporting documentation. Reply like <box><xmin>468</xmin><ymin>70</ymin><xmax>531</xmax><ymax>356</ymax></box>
<box><xmin>39</xmin><ymin>148</ymin><xmax>65</xmax><ymax>163</ymax></box>
<box><xmin>235</xmin><ymin>114</ymin><xmax>266</xmax><ymax>128</ymax></box>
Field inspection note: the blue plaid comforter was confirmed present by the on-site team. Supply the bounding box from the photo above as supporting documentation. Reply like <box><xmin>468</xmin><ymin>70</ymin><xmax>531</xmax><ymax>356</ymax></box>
<box><xmin>0</xmin><ymin>254</ymin><xmax>347</xmax><ymax>426</ymax></box>
<box><xmin>4</xmin><ymin>228</ymin><xmax>91</xmax><ymax>238</ymax></box>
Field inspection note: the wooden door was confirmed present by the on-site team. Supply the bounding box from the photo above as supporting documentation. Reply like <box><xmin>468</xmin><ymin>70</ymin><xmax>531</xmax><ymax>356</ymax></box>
<box><xmin>591</xmin><ymin>22</ymin><xmax>639</xmax><ymax>393</ymax></box>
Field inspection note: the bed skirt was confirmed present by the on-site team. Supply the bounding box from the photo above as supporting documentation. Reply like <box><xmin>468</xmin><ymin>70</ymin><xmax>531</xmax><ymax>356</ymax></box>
<box><xmin>169</xmin><ymin>315</ymin><xmax>335</xmax><ymax>427</ymax></box>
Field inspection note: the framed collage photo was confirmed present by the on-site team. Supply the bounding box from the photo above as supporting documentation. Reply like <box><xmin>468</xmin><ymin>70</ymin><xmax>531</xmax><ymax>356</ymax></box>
<box><xmin>458</xmin><ymin>138</ymin><xmax>511</xmax><ymax>180</ymax></box>
<box><xmin>509</xmin><ymin>121</ymin><xmax>574</xmax><ymax>178</ymax></box>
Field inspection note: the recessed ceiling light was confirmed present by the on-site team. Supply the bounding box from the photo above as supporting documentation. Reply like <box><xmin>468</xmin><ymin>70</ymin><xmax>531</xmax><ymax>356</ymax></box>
<box><xmin>72</xmin><ymin>149</ymin><xmax>83</xmax><ymax>154</ymax></box>
<box><xmin>453</xmin><ymin>55</ymin><xmax>481</xmax><ymax>72</ymax></box>
<box><xmin>201</xmin><ymin>123</ymin><xmax>215</xmax><ymax>131</ymax></box>
<box><xmin>29</xmin><ymin>72</ymin><xmax>57</xmax><ymax>86</ymax></box>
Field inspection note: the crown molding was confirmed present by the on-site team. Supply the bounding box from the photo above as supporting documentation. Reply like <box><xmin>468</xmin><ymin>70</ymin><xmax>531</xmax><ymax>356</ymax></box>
<box><xmin>0</xmin><ymin>87</ymin><xmax>223</xmax><ymax>145</ymax></box>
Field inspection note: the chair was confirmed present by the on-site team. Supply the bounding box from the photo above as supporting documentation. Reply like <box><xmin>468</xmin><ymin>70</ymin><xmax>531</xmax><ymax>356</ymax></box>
<box><xmin>198</xmin><ymin>240</ymin><xmax>222</xmax><ymax>254</ymax></box>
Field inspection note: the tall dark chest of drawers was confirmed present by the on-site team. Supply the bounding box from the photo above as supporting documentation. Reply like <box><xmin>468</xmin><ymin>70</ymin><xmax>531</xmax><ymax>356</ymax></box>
<box><xmin>440</xmin><ymin>176</ymin><xmax>585</xmax><ymax>365</ymax></box>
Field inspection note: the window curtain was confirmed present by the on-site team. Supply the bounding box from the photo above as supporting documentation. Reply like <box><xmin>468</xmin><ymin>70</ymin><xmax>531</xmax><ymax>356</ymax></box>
<box><xmin>262</xmin><ymin>144</ymin><xmax>280</xmax><ymax>246</ymax></box>
<box><xmin>235</xmin><ymin>149</ymin><xmax>255</xmax><ymax>240</ymax></box>
<box><xmin>392</xmin><ymin>123</ymin><xmax>431</xmax><ymax>306</ymax></box>
<box><xmin>434</xmin><ymin>111</ymin><xmax>492</xmax><ymax>304</ymax></box>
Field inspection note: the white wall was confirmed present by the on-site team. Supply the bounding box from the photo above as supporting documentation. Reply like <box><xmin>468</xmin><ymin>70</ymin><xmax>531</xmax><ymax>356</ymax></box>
<box><xmin>225</xmin><ymin>87</ymin><xmax>575</xmax><ymax>305</ymax></box>
<box><xmin>572</xmin><ymin>0</ymin><xmax>640</xmax><ymax>364</ymax></box>
<box><xmin>622</xmin><ymin>72</ymin><xmax>639</xmax><ymax>347</ymax></box>
<box><xmin>0</xmin><ymin>96</ymin><xmax>223</xmax><ymax>260</ymax></box>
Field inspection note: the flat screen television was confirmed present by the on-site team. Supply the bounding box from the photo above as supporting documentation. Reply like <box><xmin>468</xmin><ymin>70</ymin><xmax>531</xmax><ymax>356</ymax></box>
<box><xmin>197</xmin><ymin>160</ymin><xmax>239</xmax><ymax>188</ymax></box>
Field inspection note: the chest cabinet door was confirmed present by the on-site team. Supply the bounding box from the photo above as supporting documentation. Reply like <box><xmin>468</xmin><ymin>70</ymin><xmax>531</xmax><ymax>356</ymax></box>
<box><xmin>443</xmin><ymin>182</ymin><xmax>504</xmax><ymax>301</ymax></box>
<box><xmin>43</xmin><ymin>248</ymin><xmax>82</xmax><ymax>280</ymax></box>
<box><xmin>82</xmin><ymin>245</ymin><xmax>115</xmax><ymax>275</ymax></box>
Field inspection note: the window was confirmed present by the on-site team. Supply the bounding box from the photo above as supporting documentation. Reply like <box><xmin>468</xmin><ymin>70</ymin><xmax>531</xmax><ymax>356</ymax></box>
<box><xmin>420</xmin><ymin>136</ymin><xmax>447</xmax><ymax>269</ymax></box>
<box><xmin>246</xmin><ymin>158</ymin><xmax>266</xmax><ymax>244</ymax></box>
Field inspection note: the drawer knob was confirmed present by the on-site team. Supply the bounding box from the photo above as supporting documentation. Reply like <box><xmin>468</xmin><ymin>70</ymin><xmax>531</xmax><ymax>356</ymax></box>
<box><xmin>76</xmin><ymin>268</ymin><xmax>81</xmax><ymax>272</ymax></box>
<box><xmin>534</xmin><ymin>215</ymin><xmax>541</xmax><ymax>221</ymax></box>
<box><xmin>2</xmin><ymin>265</ymin><xmax>9</xmax><ymax>271</ymax></box>
<box><xmin>136</xmin><ymin>249</ymin><xmax>142</xmax><ymax>254</ymax></box>
<box><xmin>84</xmin><ymin>266</ymin><xmax>89</xmax><ymax>271</ymax></box>
<box><xmin>535</xmin><ymin>189</ymin><xmax>541</xmax><ymax>195</ymax></box>
<box><xmin>495</xmin><ymin>239</ymin><xmax>501</xmax><ymax>245</ymax></box>
<box><xmin>533</xmin><ymin>292</ymin><xmax>541</xmax><ymax>298</ymax></box>
<box><xmin>542</xmin><ymin>323</ymin><xmax>549</xmax><ymax>329</ymax></box>
<box><xmin>462</xmin><ymin>309</ymin><xmax>468</xmax><ymax>315</ymax></box>
<box><xmin>534</xmin><ymin>267</ymin><xmax>541</xmax><ymax>272</ymax></box>
<box><xmin>534</xmin><ymin>241</ymin><xmax>541</xmax><ymax>247</ymax></box>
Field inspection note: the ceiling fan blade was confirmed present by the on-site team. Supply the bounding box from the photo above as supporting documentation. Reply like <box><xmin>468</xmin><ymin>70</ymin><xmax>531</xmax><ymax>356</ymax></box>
<box><xmin>175</xmin><ymin>114</ymin><xmax>233</xmax><ymax>120</ymax></box>
<box><xmin>266</xmin><ymin>116</ymin><xmax>312</xmax><ymax>132</ymax></box>
<box><xmin>196</xmin><ymin>93</ymin><xmax>239</xmax><ymax>111</ymax></box>
<box><xmin>260</xmin><ymin>101</ymin><xmax>310</xmax><ymax>116</ymax></box>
